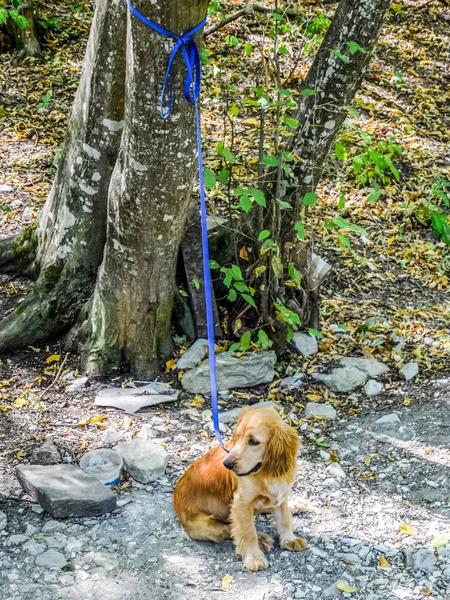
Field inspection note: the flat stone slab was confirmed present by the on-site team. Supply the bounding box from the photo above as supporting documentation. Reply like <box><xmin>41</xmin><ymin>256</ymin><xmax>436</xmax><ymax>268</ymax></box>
<box><xmin>217</xmin><ymin>401</ymin><xmax>278</xmax><ymax>425</ymax></box>
<box><xmin>312</xmin><ymin>365</ymin><xmax>368</xmax><ymax>393</ymax></box>
<box><xmin>35</xmin><ymin>549</ymin><xmax>67</xmax><ymax>570</ymax></box>
<box><xmin>181</xmin><ymin>351</ymin><xmax>276</xmax><ymax>394</ymax></box>
<box><xmin>304</xmin><ymin>402</ymin><xmax>337</xmax><ymax>421</ymax></box>
<box><xmin>291</xmin><ymin>333</ymin><xmax>319</xmax><ymax>357</ymax></box>
<box><xmin>95</xmin><ymin>382</ymin><xmax>179</xmax><ymax>414</ymax></box>
<box><xmin>177</xmin><ymin>338</ymin><xmax>217</xmax><ymax>370</ymax></box>
<box><xmin>16</xmin><ymin>464</ymin><xmax>116</xmax><ymax>518</ymax></box>
<box><xmin>115</xmin><ymin>439</ymin><xmax>168</xmax><ymax>484</ymax></box>
<box><xmin>339</xmin><ymin>357</ymin><xmax>389</xmax><ymax>377</ymax></box>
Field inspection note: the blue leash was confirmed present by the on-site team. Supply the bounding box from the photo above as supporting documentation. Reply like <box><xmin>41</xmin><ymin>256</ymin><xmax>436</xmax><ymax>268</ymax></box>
<box><xmin>126</xmin><ymin>2</ymin><xmax>229</xmax><ymax>452</ymax></box>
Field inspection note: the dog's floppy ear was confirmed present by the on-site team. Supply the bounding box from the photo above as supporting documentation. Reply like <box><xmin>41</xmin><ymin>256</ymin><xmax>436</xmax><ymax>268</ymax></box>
<box><xmin>261</xmin><ymin>421</ymin><xmax>299</xmax><ymax>478</ymax></box>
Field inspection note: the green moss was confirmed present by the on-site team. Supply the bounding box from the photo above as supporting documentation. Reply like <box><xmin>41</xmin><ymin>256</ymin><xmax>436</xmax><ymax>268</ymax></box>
<box><xmin>11</xmin><ymin>222</ymin><xmax>38</xmax><ymax>260</ymax></box>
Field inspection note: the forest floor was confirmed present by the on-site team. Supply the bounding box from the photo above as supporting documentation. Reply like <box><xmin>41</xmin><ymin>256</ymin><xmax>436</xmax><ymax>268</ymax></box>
<box><xmin>1</xmin><ymin>1</ymin><xmax>450</xmax><ymax>599</ymax></box>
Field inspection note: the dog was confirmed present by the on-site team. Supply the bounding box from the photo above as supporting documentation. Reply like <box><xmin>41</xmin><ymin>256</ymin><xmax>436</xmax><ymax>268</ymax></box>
<box><xmin>173</xmin><ymin>406</ymin><xmax>307</xmax><ymax>571</ymax></box>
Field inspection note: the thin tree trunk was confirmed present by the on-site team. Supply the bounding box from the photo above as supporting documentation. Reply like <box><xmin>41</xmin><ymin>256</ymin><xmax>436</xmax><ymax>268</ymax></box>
<box><xmin>8</xmin><ymin>2</ymin><xmax>42</xmax><ymax>65</ymax></box>
<box><xmin>0</xmin><ymin>0</ymin><xmax>126</xmax><ymax>352</ymax></box>
<box><xmin>82</xmin><ymin>0</ymin><xmax>209</xmax><ymax>378</ymax></box>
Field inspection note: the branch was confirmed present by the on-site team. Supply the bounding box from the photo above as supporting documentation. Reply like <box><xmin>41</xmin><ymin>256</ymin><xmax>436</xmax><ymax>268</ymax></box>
<box><xmin>204</xmin><ymin>3</ymin><xmax>303</xmax><ymax>36</ymax></box>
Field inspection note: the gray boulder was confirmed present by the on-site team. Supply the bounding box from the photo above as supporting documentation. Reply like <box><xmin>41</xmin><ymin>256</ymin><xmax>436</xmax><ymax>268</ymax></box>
<box><xmin>339</xmin><ymin>357</ymin><xmax>389</xmax><ymax>377</ymax></box>
<box><xmin>16</xmin><ymin>464</ymin><xmax>116</xmax><ymax>518</ymax></box>
<box><xmin>30</xmin><ymin>440</ymin><xmax>61</xmax><ymax>466</ymax></box>
<box><xmin>115</xmin><ymin>439</ymin><xmax>168</xmax><ymax>484</ymax></box>
<box><xmin>177</xmin><ymin>338</ymin><xmax>217</xmax><ymax>370</ymax></box>
<box><xmin>405</xmin><ymin>549</ymin><xmax>437</xmax><ymax>573</ymax></box>
<box><xmin>279</xmin><ymin>373</ymin><xmax>304</xmax><ymax>390</ymax></box>
<box><xmin>312</xmin><ymin>366</ymin><xmax>367</xmax><ymax>393</ymax></box>
<box><xmin>291</xmin><ymin>333</ymin><xmax>319</xmax><ymax>357</ymax></box>
<box><xmin>181</xmin><ymin>351</ymin><xmax>276</xmax><ymax>394</ymax></box>
<box><xmin>304</xmin><ymin>402</ymin><xmax>337</xmax><ymax>420</ymax></box>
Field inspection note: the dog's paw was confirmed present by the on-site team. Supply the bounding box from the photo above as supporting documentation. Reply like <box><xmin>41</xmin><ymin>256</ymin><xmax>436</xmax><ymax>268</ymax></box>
<box><xmin>257</xmin><ymin>532</ymin><xmax>274</xmax><ymax>553</ymax></box>
<box><xmin>281</xmin><ymin>537</ymin><xmax>308</xmax><ymax>552</ymax></box>
<box><xmin>288</xmin><ymin>499</ymin><xmax>308</xmax><ymax>515</ymax></box>
<box><xmin>243</xmin><ymin>552</ymin><xmax>269</xmax><ymax>571</ymax></box>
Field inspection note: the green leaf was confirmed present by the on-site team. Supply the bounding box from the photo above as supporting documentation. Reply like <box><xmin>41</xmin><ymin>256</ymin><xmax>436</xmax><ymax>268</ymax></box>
<box><xmin>338</xmin><ymin>193</ymin><xmax>346</xmax><ymax>210</ymax></box>
<box><xmin>239</xmin><ymin>195</ymin><xmax>252</xmax><ymax>212</ymax></box>
<box><xmin>0</xmin><ymin>8</ymin><xmax>9</xmax><ymax>25</ymax></box>
<box><xmin>353</xmin><ymin>156</ymin><xmax>364</xmax><ymax>174</ymax></box>
<box><xmin>227</xmin><ymin>288</ymin><xmax>237</xmax><ymax>302</ymax></box>
<box><xmin>338</xmin><ymin>233</ymin><xmax>351</xmax><ymax>248</ymax></box>
<box><xmin>222</xmin><ymin>149</ymin><xmax>235</xmax><ymax>163</ymax></box>
<box><xmin>10</xmin><ymin>10</ymin><xmax>29</xmax><ymax>29</ymax></box>
<box><xmin>240</xmin><ymin>331</ymin><xmax>252</xmax><ymax>351</ymax></box>
<box><xmin>228</xmin><ymin>103</ymin><xmax>239</xmax><ymax>117</ymax></box>
<box><xmin>300</xmin><ymin>88</ymin><xmax>316</xmax><ymax>96</ymax></box>
<box><xmin>315</xmin><ymin>438</ymin><xmax>330</xmax><ymax>448</ymax></box>
<box><xmin>287</xmin><ymin>327</ymin><xmax>294</xmax><ymax>342</ymax></box>
<box><xmin>201</xmin><ymin>48</ymin><xmax>210</xmax><ymax>65</ymax></box>
<box><xmin>368</xmin><ymin>187</ymin><xmax>382</xmax><ymax>202</ymax></box>
<box><xmin>258</xmin><ymin>230</ymin><xmax>271</xmax><ymax>241</ymax></box>
<box><xmin>216</xmin><ymin>141</ymin><xmax>224</xmax><ymax>155</ymax></box>
<box><xmin>331</xmin><ymin>49</ymin><xmax>349</xmax><ymax>63</ymax></box>
<box><xmin>308</xmin><ymin>328</ymin><xmax>323</xmax><ymax>339</ymax></box>
<box><xmin>335</xmin><ymin>141</ymin><xmax>347</xmax><ymax>161</ymax></box>
<box><xmin>234</xmin><ymin>281</ymin><xmax>249</xmax><ymax>293</ymax></box>
<box><xmin>244</xmin><ymin>43</ymin><xmax>253</xmax><ymax>56</ymax></box>
<box><xmin>431</xmin><ymin>531</ymin><xmax>450</xmax><ymax>548</ymax></box>
<box><xmin>283</xmin><ymin>117</ymin><xmax>299</xmax><ymax>128</ymax></box>
<box><xmin>278</xmin><ymin>200</ymin><xmax>291</xmax><ymax>209</ymax></box>
<box><xmin>204</xmin><ymin>169</ymin><xmax>216</xmax><ymax>190</ymax></box>
<box><xmin>228</xmin><ymin>343</ymin><xmax>240</xmax><ymax>353</ymax></box>
<box><xmin>272</xmin><ymin>11</ymin><xmax>283</xmax><ymax>20</ymax></box>
<box><xmin>192</xmin><ymin>279</ymin><xmax>200</xmax><ymax>290</ymax></box>
<box><xmin>301</xmin><ymin>192</ymin><xmax>318</xmax><ymax>206</ymax></box>
<box><xmin>347</xmin><ymin>41</ymin><xmax>367</xmax><ymax>54</ymax></box>
<box><xmin>209</xmin><ymin>260</ymin><xmax>220</xmax><ymax>270</ymax></box>
<box><xmin>333</xmin><ymin>216</ymin><xmax>367</xmax><ymax>235</ymax></box>
<box><xmin>234</xmin><ymin>187</ymin><xmax>246</xmax><ymax>197</ymax></box>
<box><xmin>346</xmin><ymin>106</ymin><xmax>360</xmax><ymax>118</ymax></box>
<box><xmin>231</xmin><ymin>264</ymin><xmax>243</xmax><ymax>281</ymax></box>
<box><xmin>242</xmin><ymin>293</ymin><xmax>257</xmax><ymax>309</ymax></box>
<box><xmin>262</xmin><ymin>155</ymin><xmax>279</xmax><ymax>167</ymax></box>
<box><xmin>218</xmin><ymin>168</ymin><xmax>230</xmax><ymax>185</ymax></box>
<box><xmin>257</xmin><ymin>330</ymin><xmax>272</xmax><ymax>350</ymax></box>
<box><xmin>279</xmin><ymin>44</ymin><xmax>289</xmax><ymax>56</ymax></box>
<box><xmin>249</xmin><ymin>188</ymin><xmax>266</xmax><ymax>207</ymax></box>
<box><xmin>295</xmin><ymin>221</ymin><xmax>306</xmax><ymax>240</ymax></box>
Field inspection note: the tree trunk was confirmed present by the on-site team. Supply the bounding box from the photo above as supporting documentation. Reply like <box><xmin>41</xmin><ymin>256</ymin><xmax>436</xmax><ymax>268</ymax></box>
<box><xmin>81</xmin><ymin>0</ymin><xmax>209</xmax><ymax>378</ymax></box>
<box><xmin>0</xmin><ymin>0</ymin><xmax>126</xmax><ymax>352</ymax></box>
<box><xmin>7</xmin><ymin>2</ymin><xmax>42</xmax><ymax>65</ymax></box>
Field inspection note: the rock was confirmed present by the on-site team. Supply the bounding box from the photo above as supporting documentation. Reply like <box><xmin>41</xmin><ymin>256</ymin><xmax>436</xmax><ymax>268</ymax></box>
<box><xmin>326</xmin><ymin>463</ymin><xmax>346</xmax><ymax>480</ymax></box>
<box><xmin>176</xmin><ymin>338</ymin><xmax>217</xmax><ymax>369</ymax></box>
<box><xmin>101</xmin><ymin>428</ymin><xmax>121</xmax><ymax>445</ymax></box>
<box><xmin>30</xmin><ymin>440</ymin><xmax>61</xmax><ymax>466</ymax></box>
<box><xmin>304</xmin><ymin>402</ymin><xmax>337</xmax><ymax>421</ymax></box>
<box><xmin>205</xmin><ymin>421</ymin><xmax>228</xmax><ymax>433</ymax></box>
<box><xmin>22</xmin><ymin>540</ymin><xmax>46</xmax><ymax>556</ymax></box>
<box><xmin>340</xmin><ymin>357</ymin><xmax>389</xmax><ymax>377</ymax></box>
<box><xmin>59</xmin><ymin>574</ymin><xmax>74</xmax><ymax>585</ymax></box>
<box><xmin>337</xmin><ymin>552</ymin><xmax>360</xmax><ymax>564</ymax></box>
<box><xmin>279</xmin><ymin>373</ymin><xmax>304</xmax><ymax>390</ymax></box>
<box><xmin>0</xmin><ymin>511</ymin><xmax>7</xmax><ymax>530</ymax></box>
<box><xmin>214</xmin><ymin>401</ymin><xmax>278</xmax><ymax>425</ymax></box>
<box><xmin>16</xmin><ymin>464</ymin><xmax>116</xmax><ymax>518</ymax></box>
<box><xmin>41</xmin><ymin>520</ymin><xmax>66</xmax><ymax>534</ymax></box>
<box><xmin>22</xmin><ymin>206</ymin><xmax>36</xmax><ymax>222</ymax></box>
<box><xmin>95</xmin><ymin>382</ymin><xmax>179</xmax><ymax>414</ymax></box>
<box><xmin>35</xmin><ymin>549</ymin><xmax>67</xmax><ymax>569</ymax></box>
<box><xmin>364</xmin><ymin>379</ymin><xmax>384</xmax><ymax>397</ymax></box>
<box><xmin>312</xmin><ymin>366</ymin><xmax>368</xmax><ymax>393</ymax></box>
<box><xmin>9</xmin><ymin>534</ymin><xmax>27</xmax><ymax>545</ymax></box>
<box><xmin>399</xmin><ymin>362</ymin><xmax>419</xmax><ymax>381</ymax></box>
<box><xmin>115</xmin><ymin>439</ymin><xmax>168</xmax><ymax>483</ymax></box>
<box><xmin>137</xmin><ymin>424</ymin><xmax>156</xmax><ymax>440</ymax></box>
<box><xmin>181</xmin><ymin>351</ymin><xmax>277</xmax><ymax>394</ymax></box>
<box><xmin>90</xmin><ymin>551</ymin><xmax>118</xmax><ymax>571</ymax></box>
<box><xmin>11</xmin><ymin>199</ymin><xmax>23</xmax><ymax>209</ymax></box>
<box><xmin>66</xmin><ymin>376</ymin><xmax>88</xmax><ymax>392</ymax></box>
<box><xmin>0</xmin><ymin>184</ymin><xmax>13</xmax><ymax>193</ymax></box>
<box><xmin>405</xmin><ymin>549</ymin><xmax>437</xmax><ymax>573</ymax></box>
<box><xmin>291</xmin><ymin>333</ymin><xmax>319</xmax><ymax>357</ymax></box>
<box><xmin>374</xmin><ymin>413</ymin><xmax>401</xmax><ymax>426</ymax></box>
<box><xmin>60</xmin><ymin>371</ymin><xmax>76</xmax><ymax>382</ymax></box>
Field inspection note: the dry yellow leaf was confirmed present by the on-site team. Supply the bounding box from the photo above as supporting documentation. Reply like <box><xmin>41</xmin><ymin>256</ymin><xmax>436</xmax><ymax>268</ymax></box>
<box><xmin>46</xmin><ymin>354</ymin><xmax>61</xmax><ymax>363</ymax></box>
<box><xmin>222</xmin><ymin>574</ymin><xmax>233</xmax><ymax>590</ymax></box>
<box><xmin>165</xmin><ymin>359</ymin><xmax>176</xmax><ymax>372</ymax></box>
<box><xmin>336</xmin><ymin>582</ymin><xmax>357</xmax><ymax>593</ymax></box>
<box><xmin>184</xmin><ymin>396</ymin><xmax>205</xmax><ymax>409</ymax></box>
<box><xmin>379</xmin><ymin>554</ymin><xmax>390</xmax><ymax>568</ymax></box>
<box><xmin>400</xmin><ymin>524</ymin><xmax>417</xmax><ymax>536</ymax></box>
<box><xmin>80</xmin><ymin>438</ymin><xmax>89</xmax><ymax>450</ymax></box>
<box><xmin>239</xmin><ymin>246</ymin><xmax>248</xmax><ymax>261</ymax></box>
<box><xmin>363</xmin><ymin>456</ymin><xmax>371</xmax><ymax>466</ymax></box>
<box><xmin>16</xmin><ymin>449</ymin><xmax>25</xmax><ymax>458</ymax></box>
<box><xmin>14</xmin><ymin>398</ymin><xmax>27</xmax><ymax>408</ymax></box>
<box><xmin>76</xmin><ymin>418</ymin><xmax>90</xmax><ymax>427</ymax></box>
<box><xmin>424</xmin><ymin>447</ymin><xmax>433</xmax><ymax>455</ymax></box>
<box><xmin>91</xmin><ymin>414</ymin><xmax>106</xmax><ymax>424</ymax></box>
<box><xmin>403</xmin><ymin>397</ymin><xmax>411</xmax><ymax>406</ymax></box>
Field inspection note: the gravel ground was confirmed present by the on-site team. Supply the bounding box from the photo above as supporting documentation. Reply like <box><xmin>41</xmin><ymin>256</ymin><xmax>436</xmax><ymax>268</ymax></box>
<box><xmin>1</xmin><ymin>379</ymin><xmax>450</xmax><ymax>600</ymax></box>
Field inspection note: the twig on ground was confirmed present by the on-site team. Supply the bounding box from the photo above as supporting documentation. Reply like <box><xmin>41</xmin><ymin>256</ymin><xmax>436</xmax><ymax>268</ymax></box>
<box><xmin>38</xmin><ymin>352</ymin><xmax>69</xmax><ymax>401</ymax></box>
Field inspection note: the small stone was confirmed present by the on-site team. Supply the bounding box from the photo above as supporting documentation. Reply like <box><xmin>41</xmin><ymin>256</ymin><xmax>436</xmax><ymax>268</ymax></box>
<box><xmin>22</xmin><ymin>206</ymin><xmax>36</xmax><ymax>222</ymax></box>
<box><xmin>42</xmin><ymin>520</ymin><xmax>66</xmax><ymax>534</ymax></box>
<box><xmin>9</xmin><ymin>534</ymin><xmax>27</xmax><ymax>545</ymax></box>
<box><xmin>11</xmin><ymin>199</ymin><xmax>23</xmax><ymax>209</ymax></box>
<box><xmin>295</xmin><ymin>589</ymin><xmax>306</xmax><ymax>599</ymax></box>
<box><xmin>176</xmin><ymin>338</ymin><xmax>217</xmax><ymax>369</ymax></box>
<box><xmin>66</xmin><ymin>376</ymin><xmax>88</xmax><ymax>392</ymax></box>
<box><xmin>22</xmin><ymin>540</ymin><xmax>46</xmax><ymax>556</ymax></box>
<box><xmin>35</xmin><ymin>549</ymin><xmax>67</xmax><ymax>570</ymax></box>
<box><xmin>325</xmin><ymin>463</ymin><xmax>346</xmax><ymax>480</ymax></box>
<box><xmin>0</xmin><ymin>184</ymin><xmax>13</xmax><ymax>193</ymax></box>
<box><xmin>115</xmin><ymin>439</ymin><xmax>168</xmax><ymax>484</ymax></box>
<box><xmin>90</xmin><ymin>551</ymin><xmax>118</xmax><ymax>571</ymax></box>
<box><xmin>405</xmin><ymin>549</ymin><xmax>437</xmax><ymax>573</ymax></box>
<box><xmin>399</xmin><ymin>362</ymin><xmax>419</xmax><ymax>381</ymax></box>
<box><xmin>59</xmin><ymin>574</ymin><xmax>74</xmax><ymax>585</ymax></box>
<box><xmin>30</xmin><ymin>440</ymin><xmax>61</xmax><ymax>466</ymax></box>
<box><xmin>16</xmin><ymin>464</ymin><xmax>116</xmax><ymax>518</ymax></box>
<box><xmin>205</xmin><ymin>421</ymin><xmax>228</xmax><ymax>433</ymax></box>
<box><xmin>304</xmin><ymin>402</ymin><xmax>337</xmax><ymax>421</ymax></box>
<box><xmin>101</xmin><ymin>428</ymin><xmax>121</xmax><ymax>445</ymax></box>
<box><xmin>31</xmin><ymin>505</ymin><xmax>44</xmax><ymax>514</ymax></box>
<box><xmin>374</xmin><ymin>413</ymin><xmax>401</xmax><ymax>426</ymax></box>
<box><xmin>292</xmin><ymin>332</ymin><xmax>319</xmax><ymax>357</ymax></box>
<box><xmin>364</xmin><ymin>380</ymin><xmax>384</xmax><ymax>397</ymax></box>
<box><xmin>137</xmin><ymin>424</ymin><xmax>156</xmax><ymax>440</ymax></box>
<box><xmin>337</xmin><ymin>552</ymin><xmax>360</xmax><ymax>564</ymax></box>
<box><xmin>215</xmin><ymin>401</ymin><xmax>278</xmax><ymax>425</ymax></box>
<box><xmin>181</xmin><ymin>351</ymin><xmax>276</xmax><ymax>394</ymax></box>
<box><xmin>0</xmin><ymin>511</ymin><xmax>7</xmax><ymax>530</ymax></box>
<box><xmin>279</xmin><ymin>373</ymin><xmax>304</xmax><ymax>390</ymax></box>
<box><xmin>60</xmin><ymin>371</ymin><xmax>76</xmax><ymax>381</ymax></box>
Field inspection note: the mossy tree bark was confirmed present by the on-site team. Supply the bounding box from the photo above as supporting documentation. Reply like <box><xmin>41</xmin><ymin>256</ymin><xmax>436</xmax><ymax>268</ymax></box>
<box><xmin>82</xmin><ymin>0</ymin><xmax>209</xmax><ymax>378</ymax></box>
<box><xmin>7</xmin><ymin>1</ymin><xmax>42</xmax><ymax>65</ymax></box>
<box><xmin>0</xmin><ymin>0</ymin><xmax>126</xmax><ymax>351</ymax></box>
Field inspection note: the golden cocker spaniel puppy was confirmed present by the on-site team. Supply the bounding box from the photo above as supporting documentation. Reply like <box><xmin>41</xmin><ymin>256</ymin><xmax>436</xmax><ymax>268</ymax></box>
<box><xmin>173</xmin><ymin>406</ymin><xmax>307</xmax><ymax>571</ymax></box>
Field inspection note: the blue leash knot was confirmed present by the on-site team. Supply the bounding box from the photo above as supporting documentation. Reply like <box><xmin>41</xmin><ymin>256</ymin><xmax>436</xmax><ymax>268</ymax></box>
<box><xmin>126</xmin><ymin>2</ymin><xmax>229</xmax><ymax>452</ymax></box>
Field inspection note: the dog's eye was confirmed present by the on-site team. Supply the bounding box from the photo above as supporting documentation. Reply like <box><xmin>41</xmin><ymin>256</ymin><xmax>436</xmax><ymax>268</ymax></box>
<box><xmin>248</xmin><ymin>438</ymin><xmax>260</xmax><ymax>446</ymax></box>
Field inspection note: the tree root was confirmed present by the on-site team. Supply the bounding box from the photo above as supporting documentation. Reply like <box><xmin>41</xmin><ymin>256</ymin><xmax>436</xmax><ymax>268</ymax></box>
<box><xmin>0</xmin><ymin>225</ymin><xmax>38</xmax><ymax>276</ymax></box>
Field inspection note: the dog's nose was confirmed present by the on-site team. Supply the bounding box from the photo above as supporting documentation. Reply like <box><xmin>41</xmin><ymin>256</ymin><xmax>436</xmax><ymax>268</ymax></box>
<box><xmin>223</xmin><ymin>457</ymin><xmax>235</xmax><ymax>471</ymax></box>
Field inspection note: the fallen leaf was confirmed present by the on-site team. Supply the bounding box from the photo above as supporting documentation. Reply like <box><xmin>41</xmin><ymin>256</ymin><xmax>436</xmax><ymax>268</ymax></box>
<box><xmin>28</xmin><ymin>346</ymin><xmax>41</xmax><ymax>352</ymax></box>
<box><xmin>400</xmin><ymin>524</ymin><xmax>417</xmax><ymax>536</ymax></box>
<box><xmin>336</xmin><ymin>582</ymin><xmax>357</xmax><ymax>593</ymax></box>
<box><xmin>91</xmin><ymin>414</ymin><xmax>106</xmax><ymax>424</ymax></box>
<box><xmin>46</xmin><ymin>354</ymin><xmax>60</xmax><ymax>363</ymax></box>
<box><xmin>76</xmin><ymin>418</ymin><xmax>90</xmax><ymax>427</ymax></box>
<box><xmin>165</xmin><ymin>359</ymin><xmax>176</xmax><ymax>372</ymax></box>
<box><xmin>403</xmin><ymin>396</ymin><xmax>411</xmax><ymax>406</ymax></box>
<box><xmin>222</xmin><ymin>574</ymin><xmax>233</xmax><ymax>590</ymax></box>
<box><xmin>0</xmin><ymin>406</ymin><xmax>12</xmax><ymax>412</ymax></box>
<box><xmin>80</xmin><ymin>438</ymin><xmax>89</xmax><ymax>450</ymax></box>
<box><xmin>363</xmin><ymin>456</ymin><xmax>371</xmax><ymax>466</ymax></box>
<box><xmin>379</xmin><ymin>554</ymin><xmax>390</xmax><ymax>568</ymax></box>
<box><xmin>431</xmin><ymin>531</ymin><xmax>450</xmax><ymax>548</ymax></box>
<box><xmin>184</xmin><ymin>396</ymin><xmax>205</xmax><ymax>409</ymax></box>
<box><xmin>239</xmin><ymin>246</ymin><xmax>248</xmax><ymax>260</ymax></box>
<box><xmin>14</xmin><ymin>398</ymin><xmax>27</xmax><ymax>408</ymax></box>
<box><xmin>424</xmin><ymin>447</ymin><xmax>433</xmax><ymax>455</ymax></box>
